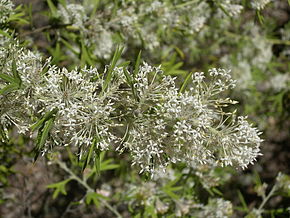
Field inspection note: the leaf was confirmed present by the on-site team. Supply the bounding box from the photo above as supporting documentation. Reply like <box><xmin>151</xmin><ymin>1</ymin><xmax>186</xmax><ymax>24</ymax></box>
<box><xmin>12</xmin><ymin>59</ymin><xmax>21</xmax><ymax>85</ymax></box>
<box><xmin>94</xmin><ymin>148</ymin><xmax>101</xmax><ymax>176</ymax></box>
<box><xmin>47</xmin><ymin>178</ymin><xmax>72</xmax><ymax>199</ymax></box>
<box><xmin>179</xmin><ymin>72</ymin><xmax>193</xmax><ymax>93</ymax></box>
<box><xmin>0</xmin><ymin>30</ymin><xmax>11</xmax><ymax>38</ymax></box>
<box><xmin>102</xmin><ymin>46</ymin><xmax>124</xmax><ymax>93</ymax></box>
<box><xmin>253</xmin><ymin>170</ymin><xmax>262</xmax><ymax>186</ymax></box>
<box><xmin>60</xmin><ymin>38</ymin><xmax>79</xmax><ymax>55</ymax></box>
<box><xmin>31</xmin><ymin>108</ymin><xmax>58</xmax><ymax>131</ymax></box>
<box><xmin>212</xmin><ymin>0</ymin><xmax>231</xmax><ymax>17</ymax></box>
<box><xmin>174</xmin><ymin>46</ymin><xmax>185</xmax><ymax>59</ymax></box>
<box><xmin>133</xmin><ymin>50</ymin><xmax>142</xmax><ymax>76</ymax></box>
<box><xmin>85</xmin><ymin>192</ymin><xmax>102</xmax><ymax>207</ymax></box>
<box><xmin>162</xmin><ymin>185</ymin><xmax>180</xmax><ymax>199</ymax></box>
<box><xmin>212</xmin><ymin>187</ymin><xmax>223</xmax><ymax>196</ymax></box>
<box><xmin>34</xmin><ymin>116</ymin><xmax>55</xmax><ymax>161</ymax></box>
<box><xmin>123</xmin><ymin>68</ymin><xmax>133</xmax><ymax>85</ymax></box>
<box><xmin>237</xmin><ymin>190</ymin><xmax>249</xmax><ymax>212</ymax></box>
<box><xmin>8</xmin><ymin>11</ymin><xmax>29</xmax><ymax>24</ymax></box>
<box><xmin>144</xmin><ymin>204</ymin><xmax>157</xmax><ymax>218</ymax></box>
<box><xmin>0</xmin><ymin>73</ymin><xmax>15</xmax><ymax>83</ymax></box>
<box><xmin>164</xmin><ymin>62</ymin><xmax>185</xmax><ymax>75</ymax></box>
<box><xmin>89</xmin><ymin>0</ymin><xmax>100</xmax><ymax>18</ymax></box>
<box><xmin>256</xmin><ymin>10</ymin><xmax>264</xmax><ymax>24</ymax></box>
<box><xmin>100</xmin><ymin>161</ymin><xmax>119</xmax><ymax>171</ymax></box>
<box><xmin>80</xmin><ymin>40</ymin><xmax>94</xmax><ymax>67</ymax></box>
<box><xmin>47</xmin><ymin>0</ymin><xmax>58</xmax><ymax>17</ymax></box>
<box><xmin>0</xmin><ymin>83</ymin><xmax>19</xmax><ymax>95</ymax></box>
<box><xmin>48</xmin><ymin>42</ymin><xmax>66</xmax><ymax>64</ymax></box>
<box><xmin>82</xmin><ymin>137</ymin><xmax>97</xmax><ymax>171</ymax></box>
<box><xmin>118</xmin><ymin>61</ymin><xmax>130</xmax><ymax>68</ymax></box>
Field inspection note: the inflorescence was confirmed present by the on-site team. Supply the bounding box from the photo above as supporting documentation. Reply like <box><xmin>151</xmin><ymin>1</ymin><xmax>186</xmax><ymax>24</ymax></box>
<box><xmin>0</xmin><ymin>35</ymin><xmax>263</xmax><ymax>175</ymax></box>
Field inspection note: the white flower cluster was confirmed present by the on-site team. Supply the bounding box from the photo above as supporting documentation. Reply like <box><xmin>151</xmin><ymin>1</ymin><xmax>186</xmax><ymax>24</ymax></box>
<box><xmin>221</xmin><ymin>22</ymin><xmax>273</xmax><ymax>90</ymax></box>
<box><xmin>0</xmin><ymin>37</ymin><xmax>42</xmax><ymax>135</ymax></box>
<box><xmin>54</xmin><ymin>0</ymin><xmax>212</xmax><ymax>58</ymax></box>
<box><xmin>33</xmin><ymin>66</ymin><xmax>123</xmax><ymax>152</ymax></box>
<box><xmin>0</xmin><ymin>35</ymin><xmax>262</xmax><ymax>174</ymax></box>
<box><xmin>199</xmin><ymin>198</ymin><xmax>233</xmax><ymax>218</ymax></box>
<box><xmin>219</xmin><ymin>0</ymin><xmax>244</xmax><ymax>17</ymax></box>
<box><xmin>0</xmin><ymin>0</ymin><xmax>14</xmax><ymax>23</ymax></box>
<box><xmin>57</xmin><ymin>3</ymin><xmax>87</xmax><ymax>29</ymax></box>
<box><xmin>123</xmin><ymin>66</ymin><xmax>262</xmax><ymax>174</ymax></box>
<box><xmin>251</xmin><ymin>0</ymin><xmax>272</xmax><ymax>10</ymax></box>
<box><xmin>0</xmin><ymin>36</ymin><xmax>123</xmax><ymax>155</ymax></box>
<box><xmin>125</xmin><ymin>169</ymin><xmax>233</xmax><ymax>217</ymax></box>
<box><xmin>50</xmin><ymin>0</ymin><xmax>273</xmax><ymax>63</ymax></box>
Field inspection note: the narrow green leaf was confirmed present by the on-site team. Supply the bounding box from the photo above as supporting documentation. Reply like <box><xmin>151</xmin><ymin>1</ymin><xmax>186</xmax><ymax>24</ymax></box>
<box><xmin>118</xmin><ymin>61</ymin><xmax>130</xmax><ymax>68</ymax></box>
<box><xmin>174</xmin><ymin>46</ymin><xmax>184</xmax><ymax>59</ymax></box>
<box><xmin>47</xmin><ymin>0</ymin><xmax>58</xmax><ymax>17</ymax></box>
<box><xmin>214</xmin><ymin>0</ymin><xmax>231</xmax><ymax>17</ymax></box>
<box><xmin>133</xmin><ymin>50</ymin><xmax>142</xmax><ymax>76</ymax></box>
<box><xmin>0</xmin><ymin>30</ymin><xmax>11</xmax><ymax>38</ymax></box>
<box><xmin>80</xmin><ymin>40</ymin><xmax>94</xmax><ymax>67</ymax></box>
<box><xmin>89</xmin><ymin>0</ymin><xmax>100</xmax><ymax>18</ymax></box>
<box><xmin>100</xmin><ymin>151</ymin><xmax>106</xmax><ymax>162</ymax></box>
<box><xmin>31</xmin><ymin>108</ymin><xmax>58</xmax><ymax>131</ymax></box>
<box><xmin>179</xmin><ymin>72</ymin><xmax>193</xmax><ymax>93</ymax></box>
<box><xmin>60</xmin><ymin>38</ymin><xmax>79</xmax><ymax>55</ymax></box>
<box><xmin>162</xmin><ymin>188</ymin><xmax>179</xmax><ymax>199</ymax></box>
<box><xmin>144</xmin><ymin>204</ymin><xmax>157</xmax><ymax>218</ymax></box>
<box><xmin>0</xmin><ymin>73</ymin><xmax>15</xmax><ymax>83</ymax></box>
<box><xmin>123</xmin><ymin>68</ymin><xmax>133</xmax><ymax>85</ymax></box>
<box><xmin>237</xmin><ymin>190</ymin><xmax>249</xmax><ymax>212</ymax></box>
<box><xmin>0</xmin><ymin>83</ymin><xmax>19</xmax><ymax>95</ymax></box>
<box><xmin>100</xmin><ymin>163</ymin><xmax>119</xmax><ymax>171</ymax></box>
<box><xmin>94</xmin><ymin>148</ymin><xmax>101</xmax><ymax>176</ymax></box>
<box><xmin>34</xmin><ymin>116</ymin><xmax>55</xmax><ymax>161</ymax></box>
<box><xmin>12</xmin><ymin>59</ymin><xmax>21</xmax><ymax>85</ymax></box>
<box><xmin>212</xmin><ymin>187</ymin><xmax>223</xmax><ymax>196</ymax></box>
<box><xmin>82</xmin><ymin>137</ymin><xmax>97</xmax><ymax>171</ymax></box>
<box><xmin>257</xmin><ymin>10</ymin><xmax>264</xmax><ymax>24</ymax></box>
<box><xmin>124</xmin><ymin>68</ymin><xmax>138</xmax><ymax>101</ymax></box>
<box><xmin>102</xmin><ymin>46</ymin><xmax>124</xmax><ymax>93</ymax></box>
<box><xmin>58</xmin><ymin>0</ymin><xmax>66</xmax><ymax>6</ymax></box>
<box><xmin>253</xmin><ymin>170</ymin><xmax>262</xmax><ymax>186</ymax></box>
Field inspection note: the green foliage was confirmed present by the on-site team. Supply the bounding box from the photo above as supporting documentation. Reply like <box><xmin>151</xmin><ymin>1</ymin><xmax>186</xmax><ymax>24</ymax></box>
<box><xmin>47</xmin><ymin>178</ymin><xmax>72</xmax><ymax>199</ymax></box>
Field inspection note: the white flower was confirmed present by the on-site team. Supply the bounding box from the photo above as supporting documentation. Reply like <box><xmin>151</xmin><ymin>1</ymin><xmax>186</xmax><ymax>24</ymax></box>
<box><xmin>251</xmin><ymin>0</ymin><xmax>271</xmax><ymax>10</ymax></box>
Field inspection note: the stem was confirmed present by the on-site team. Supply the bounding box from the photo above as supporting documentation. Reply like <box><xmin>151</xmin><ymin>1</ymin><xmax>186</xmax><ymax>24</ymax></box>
<box><xmin>56</xmin><ymin>160</ymin><xmax>123</xmax><ymax>218</ymax></box>
<box><xmin>257</xmin><ymin>184</ymin><xmax>277</xmax><ymax>212</ymax></box>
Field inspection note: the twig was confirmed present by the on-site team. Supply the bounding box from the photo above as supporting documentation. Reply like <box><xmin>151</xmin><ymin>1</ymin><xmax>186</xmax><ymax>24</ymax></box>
<box><xmin>56</xmin><ymin>160</ymin><xmax>123</xmax><ymax>218</ymax></box>
<box><xmin>258</xmin><ymin>184</ymin><xmax>277</xmax><ymax>211</ymax></box>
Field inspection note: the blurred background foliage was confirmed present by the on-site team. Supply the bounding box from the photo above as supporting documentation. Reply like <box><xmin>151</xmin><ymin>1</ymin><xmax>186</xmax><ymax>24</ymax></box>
<box><xmin>0</xmin><ymin>0</ymin><xmax>290</xmax><ymax>217</ymax></box>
